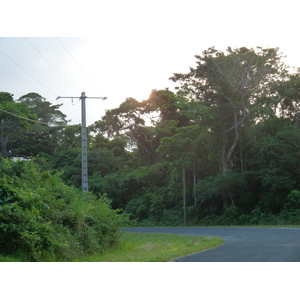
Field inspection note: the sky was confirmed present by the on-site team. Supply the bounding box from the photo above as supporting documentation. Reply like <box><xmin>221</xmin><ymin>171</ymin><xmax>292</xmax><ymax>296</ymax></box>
<box><xmin>1</xmin><ymin>0</ymin><xmax>300</xmax><ymax>126</ymax></box>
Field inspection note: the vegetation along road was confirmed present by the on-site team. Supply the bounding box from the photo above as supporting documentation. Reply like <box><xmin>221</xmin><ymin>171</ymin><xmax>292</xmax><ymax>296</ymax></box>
<box><xmin>124</xmin><ymin>227</ymin><xmax>300</xmax><ymax>262</ymax></box>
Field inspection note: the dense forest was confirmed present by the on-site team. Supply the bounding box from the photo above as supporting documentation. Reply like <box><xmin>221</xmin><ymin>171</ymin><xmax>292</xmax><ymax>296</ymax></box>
<box><xmin>1</xmin><ymin>46</ymin><xmax>300</xmax><ymax>228</ymax></box>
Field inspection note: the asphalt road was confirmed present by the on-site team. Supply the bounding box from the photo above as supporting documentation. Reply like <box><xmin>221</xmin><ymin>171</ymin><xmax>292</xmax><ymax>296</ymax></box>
<box><xmin>123</xmin><ymin>227</ymin><xmax>300</xmax><ymax>262</ymax></box>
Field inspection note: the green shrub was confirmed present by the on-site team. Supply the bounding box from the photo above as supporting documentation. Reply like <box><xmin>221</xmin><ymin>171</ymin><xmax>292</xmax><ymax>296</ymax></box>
<box><xmin>162</xmin><ymin>209</ymin><xmax>182</xmax><ymax>226</ymax></box>
<box><xmin>125</xmin><ymin>197</ymin><xmax>149</xmax><ymax>220</ymax></box>
<box><xmin>0</xmin><ymin>159</ymin><xmax>130</xmax><ymax>261</ymax></box>
<box><xmin>284</xmin><ymin>190</ymin><xmax>300</xmax><ymax>210</ymax></box>
<box><xmin>218</xmin><ymin>206</ymin><xmax>239</xmax><ymax>225</ymax></box>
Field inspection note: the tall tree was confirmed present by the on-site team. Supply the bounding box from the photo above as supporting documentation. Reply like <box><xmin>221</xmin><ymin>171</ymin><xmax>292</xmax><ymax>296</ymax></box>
<box><xmin>91</xmin><ymin>90</ymin><xmax>189</xmax><ymax>165</ymax></box>
<box><xmin>18</xmin><ymin>92</ymin><xmax>67</xmax><ymax>125</ymax></box>
<box><xmin>242</xmin><ymin>117</ymin><xmax>300</xmax><ymax>213</ymax></box>
<box><xmin>273</xmin><ymin>71</ymin><xmax>300</xmax><ymax>122</ymax></box>
<box><xmin>170</xmin><ymin>47</ymin><xmax>287</xmax><ymax>209</ymax></box>
<box><xmin>13</xmin><ymin>92</ymin><xmax>69</xmax><ymax>157</ymax></box>
<box><xmin>0</xmin><ymin>92</ymin><xmax>35</xmax><ymax>158</ymax></box>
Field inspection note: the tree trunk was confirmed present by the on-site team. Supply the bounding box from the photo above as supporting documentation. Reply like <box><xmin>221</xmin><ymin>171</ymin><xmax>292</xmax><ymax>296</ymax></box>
<box><xmin>221</xmin><ymin>134</ymin><xmax>229</xmax><ymax>175</ymax></box>
<box><xmin>221</xmin><ymin>130</ymin><xmax>239</xmax><ymax>211</ymax></box>
<box><xmin>0</xmin><ymin>120</ymin><xmax>8</xmax><ymax>158</ymax></box>
<box><xmin>222</xmin><ymin>197</ymin><xmax>229</xmax><ymax>211</ymax></box>
<box><xmin>193</xmin><ymin>162</ymin><xmax>196</xmax><ymax>204</ymax></box>
<box><xmin>183</xmin><ymin>166</ymin><xmax>186</xmax><ymax>226</ymax></box>
<box><xmin>193</xmin><ymin>160</ymin><xmax>198</xmax><ymax>220</ymax></box>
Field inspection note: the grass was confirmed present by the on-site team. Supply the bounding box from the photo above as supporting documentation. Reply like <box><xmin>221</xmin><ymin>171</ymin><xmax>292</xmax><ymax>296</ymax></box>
<box><xmin>0</xmin><ymin>231</ymin><xmax>223</xmax><ymax>262</ymax></box>
<box><xmin>0</xmin><ymin>255</ymin><xmax>23</xmax><ymax>262</ymax></box>
<box><xmin>4</xmin><ymin>225</ymin><xmax>300</xmax><ymax>262</ymax></box>
<box><xmin>74</xmin><ymin>231</ymin><xmax>224</xmax><ymax>262</ymax></box>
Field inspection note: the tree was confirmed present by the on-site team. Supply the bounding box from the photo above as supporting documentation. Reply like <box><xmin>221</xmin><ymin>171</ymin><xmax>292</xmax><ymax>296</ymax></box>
<box><xmin>170</xmin><ymin>47</ymin><xmax>287</xmax><ymax>209</ymax></box>
<box><xmin>273</xmin><ymin>71</ymin><xmax>300</xmax><ymax>123</ymax></box>
<box><xmin>91</xmin><ymin>97</ymin><xmax>151</xmax><ymax>162</ymax></box>
<box><xmin>0</xmin><ymin>92</ymin><xmax>69</xmax><ymax>158</ymax></box>
<box><xmin>13</xmin><ymin>92</ymin><xmax>68</xmax><ymax>157</ymax></box>
<box><xmin>92</xmin><ymin>90</ymin><xmax>189</xmax><ymax>165</ymax></box>
<box><xmin>243</xmin><ymin>117</ymin><xmax>300</xmax><ymax>213</ymax></box>
<box><xmin>56</xmin><ymin>125</ymin><xmax>81</xmax><ymax>149</ymax></box>
<box><xmin>18</xmin><ymin>92</ymin><xmax>67</xmax><ymax>125</ymax></box>
<box><xmin>0</xmin><ymin>92</ymin><xmax>35</xmax><ymax>158</ymax></box>
<box><xmin>158</xmin><ymin>125</ymin><xmax>215</xmax><ymax>222</ymax></box>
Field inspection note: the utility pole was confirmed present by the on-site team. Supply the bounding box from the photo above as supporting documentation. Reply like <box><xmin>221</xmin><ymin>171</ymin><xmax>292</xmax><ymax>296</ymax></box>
<box><xmin>57</xmin><ymin>92</ymin><xmax>107</xmax><ymax>192</ymax></box>
<box><xmin>183</xmin><ymin>166</ymin><xmax>186</xmax><ymax>226</ymax></box>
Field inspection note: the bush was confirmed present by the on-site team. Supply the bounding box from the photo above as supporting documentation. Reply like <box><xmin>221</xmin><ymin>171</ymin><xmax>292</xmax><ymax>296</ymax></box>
<box><xmin>0</xmin><ymin>159</ymin><xmax>129</xmax><ymax>261</ymax></box>
<box><xmin>284</xmin><ymin>190</ymin><xmax>300</xmax><ymax>210</ymax></box>
<box><xmin>125</xmin><ymin>197</ymin><xmax>149</xmax><ymax>220</ymax></box>
<box><xmin>218</xmin><ymin>205</ymin><xmax>239</xmax><ymax>225</ymax></box>
<box><xmin>162</xmin><ymin>209</ymin><xmax>182</xmax><ymax>226</ymax></box>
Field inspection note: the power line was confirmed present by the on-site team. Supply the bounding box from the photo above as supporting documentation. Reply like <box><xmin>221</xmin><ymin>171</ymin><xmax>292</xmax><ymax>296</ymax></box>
<box><xmin>57</xmin><ymin>37</ymin><xmax>105</xmax><ymax>95</ymax></box>
<box><xmin>25</xmin><ymin>37</ymin><xmax>80</xmax><ymax>94</ymax></box>
<box><xmin>0</xmin><ymin>48</ymin><xmax>57</xmax><ymax>97</ymax></box>
<box><xmin>0</xmin><ymin>108</ymin><xmax>79</xmax><ymax>127</ymax></box>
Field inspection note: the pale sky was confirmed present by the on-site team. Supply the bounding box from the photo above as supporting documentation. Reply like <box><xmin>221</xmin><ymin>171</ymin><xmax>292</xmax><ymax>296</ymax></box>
<box><xmin>1</xmin><ymin>0</ymin><xmax>300</xmax><ymax>125</ymax></box>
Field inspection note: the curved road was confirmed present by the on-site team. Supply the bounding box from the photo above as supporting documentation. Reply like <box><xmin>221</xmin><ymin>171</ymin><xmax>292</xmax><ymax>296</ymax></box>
<box><xmin>123</xmin><ymin>227</ymin><xmax>300</xmax><ymax>262</ymax></box>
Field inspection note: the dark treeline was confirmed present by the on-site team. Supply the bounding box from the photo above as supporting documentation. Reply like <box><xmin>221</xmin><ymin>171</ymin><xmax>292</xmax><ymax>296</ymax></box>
<box><xmin>1</xmin><ymin>46</ymin><xmax>300</xmax><ymax>226</ymax></box>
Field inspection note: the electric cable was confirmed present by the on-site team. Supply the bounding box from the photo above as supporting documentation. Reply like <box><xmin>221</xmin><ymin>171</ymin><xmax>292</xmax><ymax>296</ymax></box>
<box><xmin>25</xmin><ymin>37</ymin><xmax>80</xmax><ymax>94</ymax></box>
<box><xmin>1</xmin><ymin>39</ymin><xmax>106</xmax><ymax>127</ymax></box>
<box><xmin>0</xmin><ymin>48</ymin><xmax>57</xmax><ymax>97</ymax></box>
<box><xmin>0</xmin><ymin>108</ymin><xmax>80</xmax><ymax>127</ymax></box>
<box><xmin>57</xmin><ymin>37</ymin><xmax>105</xmax><ymax>95</ymax></box>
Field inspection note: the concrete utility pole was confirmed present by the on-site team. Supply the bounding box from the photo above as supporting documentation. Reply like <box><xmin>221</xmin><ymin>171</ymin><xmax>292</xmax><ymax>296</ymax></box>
<box><xmin>183</xmin><ymin>166</ymin><xmax>186</xmax><ymax>226</ymax></box>
<box><xmin>57</xmin><ymin>92</ymin><xmax>107</xmax><ymax>192</ymax></box>
<box><xmin>80</xmin><ymin>92</ymin><xmax>88</xmax><ymax>192</ymax></box>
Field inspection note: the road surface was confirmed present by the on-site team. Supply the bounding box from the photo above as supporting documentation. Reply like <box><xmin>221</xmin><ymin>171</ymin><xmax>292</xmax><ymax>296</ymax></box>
<box><xmin>123</xmin><ymin>227</ymin><xmax>300</xmax><ymax>262</ymax></box>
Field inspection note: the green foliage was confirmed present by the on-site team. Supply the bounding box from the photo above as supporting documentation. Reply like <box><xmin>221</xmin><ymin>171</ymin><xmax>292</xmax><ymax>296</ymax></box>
<box><xmin>196</xmin><ymin>171</ymin><xmax>245</xmax><ymax>208</ymax></box>
<box><xmin>125</xmin><ymin>197</ymin><xmax>149</xmax><ymax>220</ymax></box>
<box><xmin>2</xmin><ymin>46</ymin><xmax>300</xmax><ymax>228</ymax></box>
<box><xmin>0</xmin><ymin>92</ymin><xmax>69</xmax><ymax>158</ymax></box>
<box><xmin>243</xmin><ymin>117</ymin><xmax>300</xmax><ymax>213</ymax></box>
<box><xmin>0</xmin><ymin>92</ymin><xmax>36</xmax><ymax>158</ymax></box>
<box><xmin>18</xmin><ymin>92</ymin><xmax>67</xmax><ymax>125</ymax></box>
<box><xmin>0</xmin><ymin>159</ymin><xmax>129</xmax><ymax>261</ymax></box>
<box><xmin>285</xmin><ymin>190</ymin><xmax>300</xmax><ymax>210</ymax></box>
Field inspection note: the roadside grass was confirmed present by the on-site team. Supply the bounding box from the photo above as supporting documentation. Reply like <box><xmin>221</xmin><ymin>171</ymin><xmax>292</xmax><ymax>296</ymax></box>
<box><xmin>74</xmin><ymin>231</ymin><xmax>223</xmax><ymax>262</ymax></box>
<box><xmin>3</xmin><ymin>225</ymin><xmax>300</xmax><ymax>262</ymax></box>
<box><xmin>0</xmin><ymin>232</ymin><xmax>223</xmax><ymax>262</ymax></box>
<box><xmin>0</xmin><ymin>255</ymin><xmax>23</xmax><ymax>262</ymax></box>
